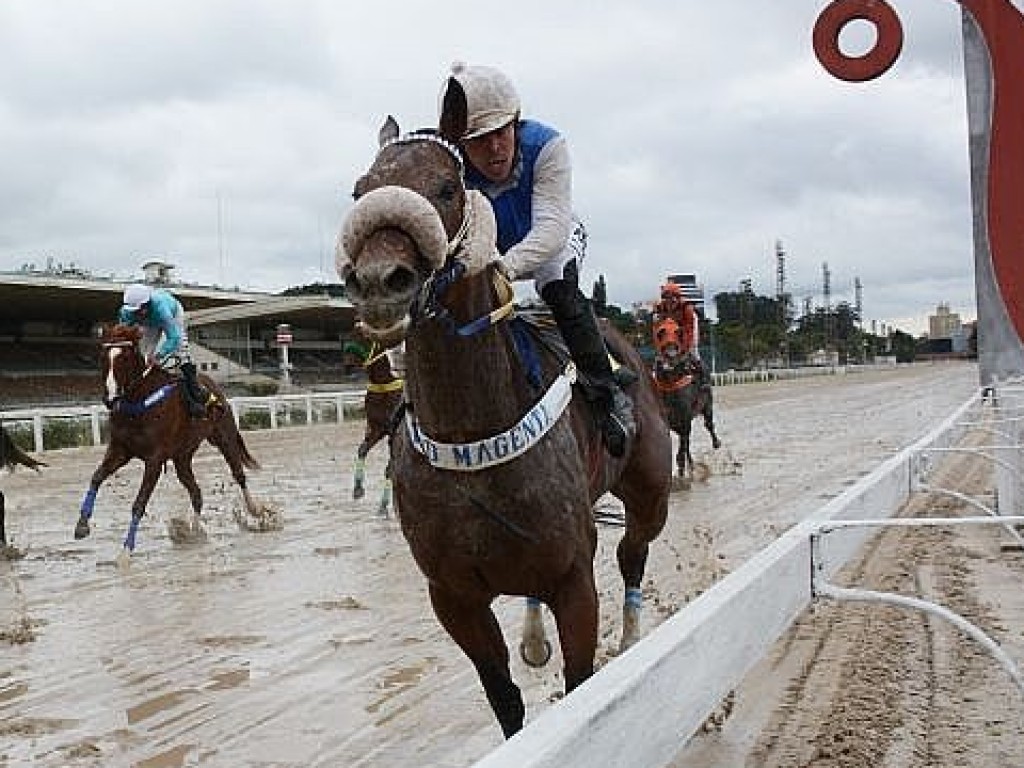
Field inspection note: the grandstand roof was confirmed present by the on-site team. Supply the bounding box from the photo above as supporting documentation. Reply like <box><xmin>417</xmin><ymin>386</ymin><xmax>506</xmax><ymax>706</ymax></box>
<box><xmin>0</xmin><ymin>272</ymin><xmax>355</xmax><ymax>336</ymax></box>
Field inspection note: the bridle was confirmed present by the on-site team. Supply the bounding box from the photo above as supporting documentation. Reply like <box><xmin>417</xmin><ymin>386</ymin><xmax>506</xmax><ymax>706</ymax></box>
<box><xmin>377</xmin><ymin>132</ymin><xmax>472</xmax><ymax>260</ymax></box>
<box><xmin>101</xmin><ymin>338</ymin><xmax>152</xmax><ymax>410</ymax></box>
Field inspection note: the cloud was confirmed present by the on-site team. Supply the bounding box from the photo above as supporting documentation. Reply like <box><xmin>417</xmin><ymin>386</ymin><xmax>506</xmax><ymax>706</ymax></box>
<box><xmin>0</xmin><ymin>0</ymin><xmax>980</xmax><ymax>333</ymax></box>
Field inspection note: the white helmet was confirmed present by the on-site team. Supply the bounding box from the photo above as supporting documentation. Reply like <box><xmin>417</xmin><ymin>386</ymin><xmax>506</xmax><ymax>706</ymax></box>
<box><xmin>122</xmin><ymin>283</ymin><xmax>153</xmax><ymax>310</ymax></box>
<box><xmin>441</xmin><ymin>62</ymin><xmax>520</xmax><ymax>140</ymax></box>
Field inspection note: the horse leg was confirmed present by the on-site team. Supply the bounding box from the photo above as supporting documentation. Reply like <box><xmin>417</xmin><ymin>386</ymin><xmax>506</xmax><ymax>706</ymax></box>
<box><xmin>75</xmin><ymin>448</ymin><xmax>130</xmax><ymax>539</ymax></box>
<box><xmin>616</xmin><ymin>524</ymin><xmax>655</xmax><ymax>652</ymax></box>
<box><xmin>172</xmin><ymin>455</ymin><xmax>204</xmax><ymax>534</ymax></box>
<box><xmin>548</xmin><ymin>563</ymin><xmax>599</xmax><ymax>691</ymax></box>
<box><xmin>519</xmin><ymin>597</ymin><xmax>553</xmax><ymax>667</ymax></box>
<box><xmin>352</xmin><ymin>440</ymin><xmax>370</xmax><ymax>500</ymax></box>
<box><xmin>377</xmin><ymin>461</ymin><xmax>392</xmax><ymax>517</ymax></box>
<box><xmin>703</xmin><ymin>395</ymin><xmax>721</xmax><ymax>450</ymax></box>
<box><xmin>0</xmin><ymin>491</ymin><xmax>6</xmax><ymax>546</ymax></box>
<box><xmin>123</xmin><ymin>460</ymin><xmax>163</xmax><ymax>553</ymax></box>
<box><xmin>428</xmin><ymin>583</ymin><xmax>525</xmax><ymax>738</ymax></box>
<box><xmin>207</xmin><ymin>423</ymin><xmax>256</xmax><ymax>516</ymax></box>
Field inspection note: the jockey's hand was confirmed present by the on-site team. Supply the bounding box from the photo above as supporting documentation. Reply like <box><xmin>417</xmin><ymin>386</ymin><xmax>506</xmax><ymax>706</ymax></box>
<box><xmin>492</xmin><ymin>259</ymin><xmax>515</xmax><ymax>282</ymax></box>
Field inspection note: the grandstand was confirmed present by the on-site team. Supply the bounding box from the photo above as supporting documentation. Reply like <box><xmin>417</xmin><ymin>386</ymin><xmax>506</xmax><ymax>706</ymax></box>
<box><xmin>0</xmin><ymin>266</ymin><xmax>359</xmax><ymax>407</ymax></box>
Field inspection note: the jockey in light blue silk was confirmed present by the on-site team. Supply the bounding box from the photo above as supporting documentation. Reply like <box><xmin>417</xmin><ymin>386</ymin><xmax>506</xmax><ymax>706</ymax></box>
<box><xmin>119</xmin><ymin>283</ymin><xmax>208</xmax><ymax>418</ymax></box>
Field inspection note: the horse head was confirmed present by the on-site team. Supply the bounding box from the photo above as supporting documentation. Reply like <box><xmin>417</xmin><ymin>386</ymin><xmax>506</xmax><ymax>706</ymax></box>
<box><xmin>337</xmin><ymin>116</ymin><xmax>500</xmax><ymax>346</ymax></box>
<box><xmin>653</xmin><ymin>317</ymin><xmax>684</xmax><ymax>363</ymax></box>
<box><xmin>99</xmin><ymin>324</ymin><xmax>145</xmax><ymax>408</ymax></box>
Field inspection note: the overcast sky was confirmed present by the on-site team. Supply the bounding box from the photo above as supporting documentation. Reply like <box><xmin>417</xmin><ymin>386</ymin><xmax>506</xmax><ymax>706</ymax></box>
<box><xmin>0</xmin><ymin>1</ymin><xmax>979</xmax><ymax>333</ymax></box>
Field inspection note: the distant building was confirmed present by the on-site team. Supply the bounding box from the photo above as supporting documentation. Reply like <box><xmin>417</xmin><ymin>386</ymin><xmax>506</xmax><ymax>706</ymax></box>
<box><xmin>928</xmin><ymin>302</ymin><xmax>962</xmax><ymax>340</ymax></box>
<box><xmin>665</xmin><ymin>273</ymin><xmax>706</xmax><ymax>316</ymax></box>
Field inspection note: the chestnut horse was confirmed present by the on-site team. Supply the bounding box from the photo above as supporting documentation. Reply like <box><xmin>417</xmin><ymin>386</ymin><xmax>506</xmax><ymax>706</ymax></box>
<box><xmin>652</xmin><ymin>316</ymin><xmax>721</xmax><ymax>482</ymax></box>
<box><xmin>337</xmin><ymin>119</ymin><xmax>672</xmax><ymax>737</ymax></box>
<box><xmin>73</xmin><ymin>324</ymin><xmax>262</xmax><ymax>554</ymax></box>
<box><xmin>351</xmin><ymin>341</ymin><xmax>403</xmax><ymax>516</ymax></box>
<box><xmin>1</xmin><ymin>425</ymin><xmax>45</xmax><ymax>548</ymax></box>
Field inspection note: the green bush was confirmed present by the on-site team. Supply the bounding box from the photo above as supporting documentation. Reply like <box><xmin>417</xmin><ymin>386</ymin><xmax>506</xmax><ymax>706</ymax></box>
<box><xmin>43</xmin><ymin>418</ymin><xmax>94</xmax><ymax>449</ymax></box>
<box><xmin>239</xmin><ymin>409</ymin><xmax>272</xmax><ymax>431</ymax></box>
<box><xmin>247</xmin><ymin>380</ymin><xmax>279</xmax><ymax>397</ymax></box>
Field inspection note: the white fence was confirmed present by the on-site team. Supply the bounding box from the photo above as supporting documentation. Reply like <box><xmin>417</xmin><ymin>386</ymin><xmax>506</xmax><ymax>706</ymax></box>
<box><xmin>0</xmin><ymin>391</ymin><xmax>366</xmax><ymax>453</ymax></box>
<box><xmin>472</xmin><ymin>388</ymin><xmax>1001</xmax><ymax>768</ymax></box>
<box><xmin>0</xmin><ymin>363</ymin><xmax>901</xmax><ymax>454</ymax></box>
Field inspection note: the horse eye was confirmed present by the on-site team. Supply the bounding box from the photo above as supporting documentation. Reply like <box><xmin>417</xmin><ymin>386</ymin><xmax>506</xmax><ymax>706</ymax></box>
<box><xmin>437</xmin><ymin>180</ymin><xmax>457</xmax><ymax>203</ymax></box>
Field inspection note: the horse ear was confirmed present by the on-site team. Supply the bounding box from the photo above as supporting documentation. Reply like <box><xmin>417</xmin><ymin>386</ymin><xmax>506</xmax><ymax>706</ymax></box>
<box><xmin>379</xmin><ymin>116</ymin><xmax>400</xmax><ymax>147</ymax></box>
<box><xmin>438</xmin><ymin>77</ymin><xmax>467</xmax><ymax>144</ymax></box>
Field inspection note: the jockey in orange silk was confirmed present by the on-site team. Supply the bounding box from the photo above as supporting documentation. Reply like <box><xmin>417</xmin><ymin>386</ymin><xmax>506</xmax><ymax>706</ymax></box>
<box><xmin>653</xmin><ymin>282</ymin><xmax>711</xmax><ymax>395</ymax></box>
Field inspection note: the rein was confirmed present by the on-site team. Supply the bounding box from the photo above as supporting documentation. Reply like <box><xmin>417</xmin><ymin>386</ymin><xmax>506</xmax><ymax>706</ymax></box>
<box><xmin>653</xmin><ymin>372</ymin><xmax>694</xmax><ymax>393</ymax></box>
<box><xmin>362</xmin><ymin>342</ymin><xmax>404</xmax><ymax>394</ymax></box>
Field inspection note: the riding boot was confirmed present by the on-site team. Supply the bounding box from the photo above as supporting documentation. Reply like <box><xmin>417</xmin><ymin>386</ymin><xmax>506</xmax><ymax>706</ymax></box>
<box><xmin>542</xmin><ymin>278</ymin><xmax>635</xmax><ymax>458</ymax></box>
<box><xmin>180</xmin><ymin>362</ymin><xmax>208</xmax><ymax>419</ymax></box>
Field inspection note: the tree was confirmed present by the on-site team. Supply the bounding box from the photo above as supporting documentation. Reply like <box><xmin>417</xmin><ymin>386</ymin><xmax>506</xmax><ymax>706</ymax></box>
<box><xmin>280</xmin><ymin>282</ymin><xmax>346</xmax><ymax>297</ymax></box>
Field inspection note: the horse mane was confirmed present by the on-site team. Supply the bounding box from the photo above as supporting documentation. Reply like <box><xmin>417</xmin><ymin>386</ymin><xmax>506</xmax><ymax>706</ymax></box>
<box><xmin>102</xmin><ymin>323</ymin><xmax>143</xmax><ymax>344</ymax></box>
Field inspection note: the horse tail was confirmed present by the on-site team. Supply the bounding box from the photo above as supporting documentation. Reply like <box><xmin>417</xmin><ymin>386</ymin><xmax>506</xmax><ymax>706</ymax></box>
<box><xmin>232</xmin><ymin>426</ymin><xmax>261</xmax><ymax>471</ymax></box>
<box><xmin>213</xmin><ymin>409</ymin><xmax>261</xmax><ymax>472</ymax></box>
<box><xmin>1</xmin><ymin>427</ymin><xmax>45</xmax><ymax>472</ymax></box>
<box><xmin>239</xmin><ymin>439</ymin><xmax>260</xmax><ymax>471</ymax></box>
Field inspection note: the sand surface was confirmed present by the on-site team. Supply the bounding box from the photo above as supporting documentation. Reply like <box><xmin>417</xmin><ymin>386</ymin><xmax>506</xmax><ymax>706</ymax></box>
<box><xmin>3</xmin><ymin>361</ymin><xmax>1018</xmax><ymax>767</ymax></box>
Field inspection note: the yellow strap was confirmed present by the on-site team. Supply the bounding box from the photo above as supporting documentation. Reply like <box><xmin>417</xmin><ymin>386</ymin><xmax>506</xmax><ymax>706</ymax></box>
<box><xmin>366</xmin><ymin>379</ymin><xmax>404</xmax><ymax>394</ymax></box>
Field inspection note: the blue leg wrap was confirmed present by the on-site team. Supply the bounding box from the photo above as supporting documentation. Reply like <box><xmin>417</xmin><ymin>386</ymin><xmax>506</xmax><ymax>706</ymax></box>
<box><xmin>80</xmin><ymin>488</ymin><xmax>98</xmax><ymax>520</ymax></box>
<box><xmin>625</xmin><ymin>587</ymin><xmax>644</xmax><ymax>610</ymax></box>
<box><xmin>123</xmin><ymin>514</ymin><xmax>142</xmax><ymax>552</ymax></box>
<box><xmin>525</xmin><ymin>596</ymin><xmax>542</xmax><ymax>608</ymax></box>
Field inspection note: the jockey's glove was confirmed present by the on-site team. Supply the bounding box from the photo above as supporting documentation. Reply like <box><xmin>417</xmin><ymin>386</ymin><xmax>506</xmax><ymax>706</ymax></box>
<box><xmin>492</xmin><ymin>259</ymin><xmax>516</xmax><ymax>283</ymax></box>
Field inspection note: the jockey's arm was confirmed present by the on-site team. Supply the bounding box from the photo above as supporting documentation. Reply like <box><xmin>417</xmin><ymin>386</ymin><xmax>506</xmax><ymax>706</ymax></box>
<box><xmin>500</xmin><ymin>137</ymin><xmax>573</xmax><ymax>279</ymax></box>
<box><xmin>150</xmin><ymin>298</ymin><xmax>183</xmax><ymax>361</ymax></box>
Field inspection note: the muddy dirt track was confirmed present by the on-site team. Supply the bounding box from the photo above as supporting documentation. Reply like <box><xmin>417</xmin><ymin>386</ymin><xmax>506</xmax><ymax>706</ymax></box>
<box><xmin>3</xmin><ymin>362</ymin><xmax>1018</xmax><ymax>767</ymax></box>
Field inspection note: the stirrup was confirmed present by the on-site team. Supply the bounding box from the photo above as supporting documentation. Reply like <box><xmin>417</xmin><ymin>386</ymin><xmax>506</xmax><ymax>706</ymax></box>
<box><xmin>612</xmin><ymin>365</ymin><xmax>638</xmax><ymax>388</ymax></box>
<box><xmin>603</xmin><ymin>389</ymin><xmax>636</xmax><ymax>458</ymax></box>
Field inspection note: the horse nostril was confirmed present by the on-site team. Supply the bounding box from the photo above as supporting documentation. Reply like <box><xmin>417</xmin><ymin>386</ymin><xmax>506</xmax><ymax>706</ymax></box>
<box><xmin>385</xmin><ymin>267</ymin><xmax>415</xmax><ymax>297</ymax></box>
<box><xmin>344</xmin><ymin>274</ymin><xmax>364</xmax><ymax>302</ymax></box>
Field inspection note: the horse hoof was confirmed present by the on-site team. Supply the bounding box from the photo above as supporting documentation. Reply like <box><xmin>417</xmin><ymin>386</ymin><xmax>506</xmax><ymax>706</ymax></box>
<box><xmin>671</xmin><ymin>476</ymin><xmax>691</xmax><ymax>492</ymax></box>
<box><xmin>353</xmin><ymin>486</ymin><xmax>365</xmax><ymax>500</ymax></box>
<box><xmin>519</xmin><ymin>638</ymin><xmax>553</xmax><ymax>668</ymax></box>
<box><xmin>74</xmin><ymin>518</ymin><xmax>91</xmax><ymax>539</ymax></box>
<box><xmin>712</xmin><ymin>438</ymin><xmax>722</xmax><ymax>450</ymax></box>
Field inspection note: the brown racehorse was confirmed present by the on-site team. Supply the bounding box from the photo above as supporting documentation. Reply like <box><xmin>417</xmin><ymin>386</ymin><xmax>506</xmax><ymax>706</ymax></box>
<box><xmin>351</xmin><ymin>341</ymin><xmax>403</xmax><ymax>516</ymax></box>
<box><xmin>652</xmin><ymin>316</ymin><xmax>721</xmax><ymax>483</ymax></box>
<box><xmin>1</xmin><ymin>425</ymin><xmax>45</xmax><ymax>549</ymax></box>
<box><xmin>73</xmin><ymin>324</ymin><xmax>263</xmax><ymax>554</ymax></box>
<box><xmin>336</xmin><ymin>118</ymin><xmax>672</xmax><ymax>737</ymax></box>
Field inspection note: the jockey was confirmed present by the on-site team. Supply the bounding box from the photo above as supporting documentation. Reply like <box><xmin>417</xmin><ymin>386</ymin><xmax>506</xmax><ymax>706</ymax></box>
<box><xmin>653</xmin><ymin>282</ymin><xmax>711</xmax><ymax>394</ymax></box>
<box><xmin>438</xmin><ymin>62</ymin><xmax>635</xmax><ymax>457</ymax></box>
<box><xmin>119</xmin><ymin>283</ymin><xmax>208</xmax><ymax>418</ymax></box>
